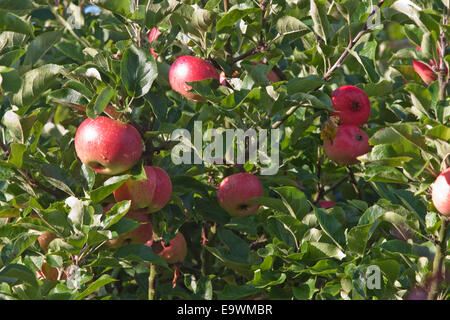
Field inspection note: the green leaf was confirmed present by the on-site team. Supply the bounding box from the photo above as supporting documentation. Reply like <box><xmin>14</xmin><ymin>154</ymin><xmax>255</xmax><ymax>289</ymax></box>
<box><xmin>314</xmin><ymin>207</ymin><xmax>345</xmax><ymax>248</ymax></box>
<box><xmin>216</xmin><ymin>8</ymin><xmax>259</xmax><ymax>31</ymax></box>
<box><xmin>310</xmin><ymin>0</ymin><xmax>330</xmax><ymax>43</ymax></box>
<box><xmin>87</xmin><ymin>87</ymin><xmax>116</xmax><ymax>118</ymax></box>
<box><xmin>0</xmin><ymin>0</ymin><xmax>35</xmax><ymax>10</ymax></box>
<box><xmin>347</xmin><ymin>224</ymin><xmax>372</xmax><ymax>255</ymax></box>
<box><xmin>276</xmin><ymin>16</ymin><xmax>310</xmax><ymax>38</ymax></box>
<box><xmin>0</xmin><ymin>233</ymin><xmax>39</xmax><ymax>265</ymax></box>
<box><xmin>121</xmin><ymin>44</ymin><xmax>158</xmax><ymax>98</ymax></box>
<box><xmin>0</xmin><ymin>66</ymin><xmax>21</xmax><ymax>93</ymax></box>
<box><xmin>114</xmin><ymin>244</ymin><xmax>168</xmax><ymax>267</ymax></box>
<box><xmin>23</xmin><ymin>31</ymin><xmax>63</xmax><ymax>66</ymax></box>
<box><xmin>10</xmin><ymin>64</ymin><xmax>62</xmax><ymax>113</ymax></box>
<box><xmin>0</xmin><ymin>264</ymin><xmax>37</xmax><ymax>287</ymax></box>
<box><xmin>272</xmin><ymin>186</ymin><xmax>310</xmax><ymax>220</ymax></box>
<box><xmin>287</xmin><ymin>75</ymin><xmax>324</xmax><ymax>95</ymax></box>
<box><xmin>92</xmin><ymin>0</ymin><xmax>131</xmax><ymax>17</ymax></box>
<box><xmin>8</xmin><ymin>142</ymin><xmax>26</xmax><ymax>168</ymax></box>
<box><xmin>0</xmin><ymin>10</ymin><xmax>33</xmax><ymax>36</ymax></box>
<box><xmin>89</xmin><ymin>174</ymin><xmax>130</xmax><ymax>204</ymax></box>
<box><xmin>292</xmin><ymin>278</ymin><xmax>318</xmax><ymax>300</ymax></box>
<box><xmin>74</xmin><ymin>274</ymin><xmax>117</xmax><ymax>300</ymax></box>
<box><xmin>101</xmin><ymin>200</ymin><xmax>131</xmax><ymax>230</ymax></box>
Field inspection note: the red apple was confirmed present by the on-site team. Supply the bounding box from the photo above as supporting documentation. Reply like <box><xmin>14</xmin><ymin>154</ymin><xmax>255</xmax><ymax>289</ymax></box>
<box><xmin>37</xmin><ymin>232</ymin><xmax>57</xmax><ymax>252</ymax></box>
<box><xmin>217</xmin><ymin>173</ymin><xmax>263</xmax><ymax>217</ymax></box>
<box><xmin>74</xmin><ymin>116</ymin><xmax>143</xmax><ymax>175</ymax></box>
<box><xmin>318</xmin><ymin>201</ymin><xmax>336</xmax><ymax>209</ymax></box>
<box><xmin>106</xmin><ymin>213</ymin><xmax>153</xmax><ymax>249</ymax></box>
<box><xmin>113</xmin><ymin>166</ymin><xmax>172</xmax><ymax>212</ymax></box>
<box><xmin>150</xmin><ymin>232</ymin><xmax>187</xmax><ymax>264</ymax></box>
<box><xmin>330</xmin><ymin>85</ymin><xmax>371</xmax><ymax>126</ymax></box>
<box><xmin>37</xmin><ymin>262</ymin><xmax>67</xmax><ymax>281</ymax></box>
<box><xmin>148</xmin><ymin>27</ymin><xmax>161</xmax><ymax>58</ymax></box>
<box><xmin>323</xmin><ymin>125</ymin><xmax>371</xmax><ymax>166</ymax></box>
<box><xmin>431</xmin><ymin>167</ymin><xmax>450</xmax><ymax>216</ymax></box>
<box><xmin>251</xmin><ymin>62</ymin><xmax>280</xmax><ymax>83</ymax></box>
<box><xmin>169</xmin><ymin>55</ymin><xmax>220</xmax><ymax>101</ymax></box>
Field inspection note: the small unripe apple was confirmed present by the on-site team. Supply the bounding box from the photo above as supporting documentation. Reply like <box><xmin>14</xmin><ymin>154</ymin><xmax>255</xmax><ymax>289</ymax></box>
<box><xmin>323</xmin><ymin>125</ymin><xmax>371</xmax><ymax>166</ymax></box>
<box><xmin>217</xmin><ymin>173</ymin><xmax>263</xmax><ymax>217</ymax></box>
<box><xmin>106</xmin><ymin>213</ymin><xmax>153</xmax><ymax>249</ymax></box>
<box><xmin>113</xmin><ymin>166</ymin><xmax>172</xmax><ymax>212</ymax></box>
<box><xmin>169</xmin><ymin>55</ymin><xmax>220</xmax><ymax>102</ymax></box>
<box><xmin>330</xmin><ymin>85</ymin><xmax>371</xmax><ymax>126</ymax></box>
<box><xmin>37</xmin><ymin>232</ymin><xmax>57</xmax><ymax>252</ymax></box>
<box><xmin>431</xmin><ymin>167</ymin><xmax>450</xmax><ymax>216</ymax></box>
<box><xmin>148</xmin><ymin>27</ymin><xmax>161</xmax><ymax>58</ymax></box>
<box><xmin>150</xmin><ymin>232</ymin><xmax>187</xmax><ymax>264</ymax></box>
<box><xmin>75</xmin><ymin>116</ymin><xmax>143</xmax><ymax>175</ymax></box>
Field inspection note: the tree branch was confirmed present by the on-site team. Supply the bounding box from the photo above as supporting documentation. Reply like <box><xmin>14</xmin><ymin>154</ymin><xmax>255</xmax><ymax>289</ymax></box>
<box><xmin>323</xmin><ymin>0</ymin><xmax>385</xmax><ymax>80</ymax></box>
<box><xmin>427</xmin><ymin>217</ymin><xmax>449</xmax><ymax>300</ymax></box>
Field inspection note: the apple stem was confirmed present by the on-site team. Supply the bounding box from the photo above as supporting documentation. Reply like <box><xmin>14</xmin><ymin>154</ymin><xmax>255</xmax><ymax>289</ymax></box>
<box><xmin>148</xmin><ymin>263</ymin><xmax>157</xmax><ymax>300</ymax></box>
<box><xmin>427</xmin><ymin>217</ymin><xmax>448</xmax><ymax>300</ymax></box>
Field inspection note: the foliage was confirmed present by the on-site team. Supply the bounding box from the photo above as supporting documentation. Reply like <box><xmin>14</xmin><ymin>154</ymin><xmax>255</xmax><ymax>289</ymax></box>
<box><xmin>0</xmin><ymin>0</ymin><xmax>449</xmax><ymax>300</ymax></box>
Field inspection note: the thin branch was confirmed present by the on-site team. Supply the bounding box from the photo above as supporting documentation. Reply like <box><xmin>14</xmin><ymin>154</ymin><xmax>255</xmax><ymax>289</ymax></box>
<box><xmin>323</xmin><ymin>0</ymin><xmax>385</xmax><ymax>80</ymax></box>
<box><xmin>231</xmin><ymin>44</ymin><xmax>269</xmax><ymax>64</ymax></box>
<box><xmin>427</xmin><ymin>217</ymin><xmax>449</xmax><ymax>300</ymax></box>
<box><xmin>271</xmin><ymin>104</ymin><xmax>301</xmax><ymax>129</ymax></box>
<box><xmin>148</xmin><ymin>263</ymin><xmax>157</xmax><ymax>300</ymax></box>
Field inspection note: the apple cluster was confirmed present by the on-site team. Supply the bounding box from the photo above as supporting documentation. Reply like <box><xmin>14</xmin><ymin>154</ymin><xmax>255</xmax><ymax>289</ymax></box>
<box><xmin>322</xmin><ymin>85</ymin><xmax>372</xmax><ymax>166</ymax></box>
<box><xmin>71</xmin><ymin>114</ymin><xmax>187</xmax><ymax>265</ymax></box>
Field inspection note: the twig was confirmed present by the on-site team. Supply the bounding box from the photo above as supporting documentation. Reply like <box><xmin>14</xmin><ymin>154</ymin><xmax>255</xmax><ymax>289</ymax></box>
<box><xmin>322</xmin><ymin>0</ymin><xmax>385</xmax><ymax>80</ymax></box>
<box><xmin>313</xmin><ymin>174</ymin><xmax>349</xmax><ymax>204</ymax></box>
<box><xmin>271</xmin><ymin>104</ymin><xmax>301</xmax><ymax>129</ymax></box>
<box><xmin>437</xmin><ymin>8</ymin><xmax>448</xmax><ymax>102</ymax></box>
<box><xmin>17</xmin><ymin>168</ymin><xmax>65</xmax><ymax>199</ymax></box>
<box><xmin>347</xmin><ymin>166</ymin><xmax>362</xmax><ymax>199</ymax></box>
<box><xmin>49</xmin><ymin>6</ymin><xmax>91</xmax><ymax>48</ymax></box>
<box><xmin>148</xmin><ymin>263</ymin><xmax>157</xmax><ymax>300</ymax></box>
<box><xmin>223</xmin><ymin>0</ymin><xmax>229</xmax><ymax>12</ymax></box>
<box><xmin>427</xmin><ymin>217</ymin><xmax>449</xmax><ymax>300</ymax></box>
<box><xmin>231</xmin><ymin>44</ymin><xmax>269</xmax><ymax>64</ymax></box>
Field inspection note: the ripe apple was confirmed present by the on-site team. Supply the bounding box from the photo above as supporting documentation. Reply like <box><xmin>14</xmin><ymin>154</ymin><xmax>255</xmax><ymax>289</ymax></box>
<box><xmin>148</xmin><ymin>27</ymin><xmax>161</xmax><ymax>58</ymax></box>
<box><xmin>217</xmin><ymin>173</ymin><xmax>263</xmax><ymax>217</ymax></box>
<box><xmin>150</xmin><ymin>232</ymin><xmax>187</xmax><ymax>264</ymax></box>
<box><xmin>106</xmin><ymin>213</ymin><xmax>153</xmax><ymax>249</ymax></box>
<box><xmin>114</xmin><ymin>166</ymin><xmax>172</xmax><ymax>212</ymax></box>
<box><xmin>330</xmin><ymin>85</ymin><xmax>371</xmax><ymax>126</ymax></box>
<box><xmin>318</xmin><ymin>201</ymin><xmax>336</xmax><ymax>209</ymax></box>
<box><xmin>74</xmin><ymin>116</ymin><xmax>143</xmax><ymax>175</ymax></box>
<box><xmin>169</xmin><ymin>55</ymin><xmax>220</xmax><ymax>101</ymax></box>
<box><xmin>431</xmin><ymin>167</ymin><xmax>450</xmax><ymax>216</ymax></box>
<box><xmin>323</xmin><ymin>125</ymin><xmax>371</xmax><ymax>166</ymax></box>
<box><xmin>37</xmin><ymin>262</ymin><xmax>67</xmax><ymax>281</ymax></box>
<box><xmin>251</xmin><ymin>62</ymin><xmax>280</xmax><ymax>83</ymax></box>
<box><xmin>37</xmin><ymin>231</ymin><xmax>57</xmax><ymax>252</ymax></box>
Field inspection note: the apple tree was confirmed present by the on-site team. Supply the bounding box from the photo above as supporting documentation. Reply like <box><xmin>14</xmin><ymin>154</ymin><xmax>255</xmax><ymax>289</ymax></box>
<box><xmin>0</xmin><ymin>0</ymin><xmax>449</xmax><ymax>300</ymax></box>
